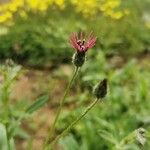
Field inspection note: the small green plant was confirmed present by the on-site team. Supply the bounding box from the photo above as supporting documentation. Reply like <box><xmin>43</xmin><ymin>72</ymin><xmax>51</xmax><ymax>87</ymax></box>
<box><xmin>0</xmin><ymin>60</ymin><xmax>49</xmax><ymax>150</ymax></box>
<box><xmin>42</xmin><ymin>31</ymin><xmax>106</xmax><ymax>150</ymax></box>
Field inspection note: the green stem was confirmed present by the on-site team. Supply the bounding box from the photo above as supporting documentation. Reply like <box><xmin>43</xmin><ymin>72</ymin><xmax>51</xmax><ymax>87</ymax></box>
<box><xmin>50</xmin><ymin>98</ymin><xmax>99</xmax><ymax>148</ymax></box>
<box><xmin>2</xmin><ymin>85</ymin><xmax>9</xmax><ymax>119</ymax></box>
<box><xmin>43</xmin><ymin>67</ymin><xmax>79</xmax><ymax>149</ymax></box>
<box><xmin>2</xmin><ymin>85</ymin><xmax>10</xmax><ymax>149</ymax></box>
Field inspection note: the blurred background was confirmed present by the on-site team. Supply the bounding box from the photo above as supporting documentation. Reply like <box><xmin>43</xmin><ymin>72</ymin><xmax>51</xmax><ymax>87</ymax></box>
<box><xmin>0</xmin><ymin>0</ymin><xmax>150</xmax><ymax>149</ymax></box>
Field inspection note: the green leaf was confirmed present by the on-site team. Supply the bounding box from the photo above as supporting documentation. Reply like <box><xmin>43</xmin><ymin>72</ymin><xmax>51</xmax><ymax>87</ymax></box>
<box><xmin>59</xmin><ymin>134</ymin><xmax>79</xmax><ymax>150</ymax></box>
<box><xmin>98</xmin><ymin>129</ymin><xmax>118</xmax><ymax>145</ymax></box>
<box><xmin>0</xmin><ymin>123</ymin><xmax>8</xmax><ymax>150</ymax></box>
<box><xmin>9</xmin><ymin>138</ymin><xmax>15</xmax><ymax>150</ymax></box>
<box><xmin>25</xmin><ymin>95</ymin><xmax>49</xmax><ymax>114</ymax></box>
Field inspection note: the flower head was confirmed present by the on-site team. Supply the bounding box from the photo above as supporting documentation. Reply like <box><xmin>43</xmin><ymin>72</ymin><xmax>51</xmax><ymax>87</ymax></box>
<box><xmin>69</xmin><ymin>31</ymin><xmax>96</xmax><ymax>53</ymax></box>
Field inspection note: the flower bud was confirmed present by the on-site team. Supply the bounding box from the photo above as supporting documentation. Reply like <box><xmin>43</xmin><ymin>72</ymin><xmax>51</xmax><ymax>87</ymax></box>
<box><xmin>93</xmin><ymin>79</ymin><xmax>107</xmax><ymax>99</ymax></box>
<box><xmin>72</xmin><ymin>52</ymin><xmax>85</xmax><ymax>67</ymax></box>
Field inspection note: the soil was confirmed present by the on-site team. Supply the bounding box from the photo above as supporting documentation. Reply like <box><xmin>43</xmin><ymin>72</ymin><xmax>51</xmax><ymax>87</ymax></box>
<box><xmin>12</xmin><ymin>65</ymin><xmax>73</xmax><ymax>150</ymax></box>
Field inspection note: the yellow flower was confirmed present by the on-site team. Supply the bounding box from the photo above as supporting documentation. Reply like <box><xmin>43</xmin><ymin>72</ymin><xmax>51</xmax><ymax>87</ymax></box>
<box><xmin>70</xmin><ymin>0</ymin><xmax>97</xmax><ymax>16</ymax></box>
<box><xmin>100</xmin><ymin>0</ymin><xmax>120</xmax><ymax>11</ymax></box>
<box><xmin>54</xmin><ymin>0</ymin><xmax>65</xmax><ymax>8</ymax></box>
<box><xmin>0</xmin><ymin>0</ymin><xmax>130</xmax><ymax>23</ymax></box>
<box><xmin>26</xmin><ymin>0</ymin><xmax>53</xmax><ymax>11</ymax></box>
<box><xmin>26</xmin><ymin>0</ymin><xmax>40</xmax><ymax>10</ymax></box>
<box><xmin>0</xmin><ymin>11</ymin><xmax>12</xmax><ymax>23</ymax></box>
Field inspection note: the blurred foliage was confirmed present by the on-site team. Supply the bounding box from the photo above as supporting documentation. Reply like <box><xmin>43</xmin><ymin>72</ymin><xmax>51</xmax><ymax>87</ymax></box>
<box><xmin>56</xmin><ymin>51</ymin><xmax>150</xmax><ymax>150</ymax></box>
<box><xmin>0</xmin><ymin>0</ymin><xmax>149</xmax><ymax>66</ymax></box>
<box><xmin>0</xmin><ymin>61</ymin><xmax>49</xmax><ymax>149</ymax></box>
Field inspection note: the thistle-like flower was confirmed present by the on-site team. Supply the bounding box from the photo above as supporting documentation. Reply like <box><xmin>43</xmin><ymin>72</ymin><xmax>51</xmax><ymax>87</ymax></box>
<box><xmin>69</xmin><ymin>32</ymin><xmax>96</xmax><ymax>67</ymax></box>
<box><xmin>69</xmin><ymin>32</ymin><xmax>96</xmax><ymax>53</ymax></box>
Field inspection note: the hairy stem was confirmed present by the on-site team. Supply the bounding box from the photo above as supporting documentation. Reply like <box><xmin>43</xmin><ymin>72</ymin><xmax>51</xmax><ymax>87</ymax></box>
<box><xmin>50</xmin><ymin>98</ymin><xmax>99</xmax><ymax>148</ymax></box>
<box><xmin>43</xmin><ymin>67</ymin><xmax>79</xmax><ymax>149</ymax></box>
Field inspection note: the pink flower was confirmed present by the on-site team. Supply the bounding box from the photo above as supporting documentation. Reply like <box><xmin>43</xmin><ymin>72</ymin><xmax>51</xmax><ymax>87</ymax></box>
<box><xmin>69</xmin><ymin>32</ymin><xmax>97</xmax><ymax>53</ymax></box>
